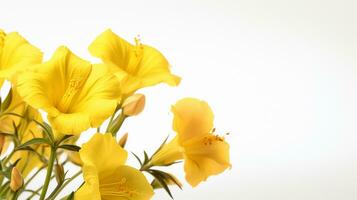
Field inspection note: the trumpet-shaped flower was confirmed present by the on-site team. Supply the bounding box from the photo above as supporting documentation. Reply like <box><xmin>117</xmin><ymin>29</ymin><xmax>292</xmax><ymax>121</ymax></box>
<box><xmin>89</xmin><ymin>29</ymin><xmax>181</xmax><ymax>97</ymax></box>
<box><xmin>16</xmin><ymin>46</ymin><xmax>121</xmax><ymax>135</ymax></box>
<box><xmin>150</xmin><ymin>98</ymin><xmax>231</xmax><ymax>187</ymax></box>
<box><xmin>75</xmin><ymin>133</ymin><xmax>153</xmax><ymax>200</ymax></box>
<box><xmin>0</xmin><ymin>29</ymin><xmax>42</xmax><ymax>87</ymax></box>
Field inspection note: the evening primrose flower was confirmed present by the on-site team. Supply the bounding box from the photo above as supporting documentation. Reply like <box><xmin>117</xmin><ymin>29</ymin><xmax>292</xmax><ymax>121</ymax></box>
<box><xmin>0</xmin><ymin>29</ymin><xmax>42</xmax><ymax>87</ymax></box>
<box><xmin>150</xmin><ymin>98</ymin><xmax>231</xmax><ymax>187</ymax></box>
<box><xmin>16</xmin><ymin>46</ymin><xmax>121</xmax><ymax>135</ymax></box>
<box><xmin>89</xmin><ymin>29</ymin><xmax>181</xmax><ymax>97</ymax></box>
<box><xmin>75</xmin><ymin>133</ymin><xmax>153</xmax><ymax>200</ymax></box>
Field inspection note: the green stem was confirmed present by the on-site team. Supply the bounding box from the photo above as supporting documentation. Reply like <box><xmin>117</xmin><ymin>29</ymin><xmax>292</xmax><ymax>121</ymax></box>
<box><xmin>26</xmin><ymin>186</ymin><xmax>42</xmax><ymax>200</ymax></box>
<box><xmin>110</xmin><ymin>113</ymin><xmax>127</xmax><ymax>137</ymax></box>
<box><xmin>23</xmin><ymin>166</ymin><xmax>46</xmax><ymax>188</ymax></box>
<box><xmin>47</xmin><ymin>170</ymin><xmax>82</xmax><ymax>200</ymax></box>
<box><xmin>3</xmin><ymin>150</ymin><xmax>16</xmax><ymax>164</ymax></box>
<box><xmin>106</xmin><ymin>106</ymin><xmax>120</xmax><ymax>133</ymax></box>
<box><xmin>39</xmin><ymin>147</ymin><xmax>56</xmax><ymax>200</ymax></box>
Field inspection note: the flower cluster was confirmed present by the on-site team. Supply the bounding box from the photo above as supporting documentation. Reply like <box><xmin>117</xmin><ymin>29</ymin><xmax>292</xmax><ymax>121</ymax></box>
<box><xmin>0</xmin><ymin>28</ymin><xmax>230</xmax><ymax>200</ymax></box>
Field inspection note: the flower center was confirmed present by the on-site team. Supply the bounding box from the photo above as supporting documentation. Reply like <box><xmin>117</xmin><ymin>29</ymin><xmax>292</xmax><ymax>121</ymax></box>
<box><xmin>125</xmin><ymin>36</ymin><xmax>144</xmax><ymax>76</ymax></box>
<box><xmin>100</xmin><ymin>177</ymin><xmax>138</xmax><ymax>199</ymax></box>
<box><xmin>203</xmin><ymin>135</ymin><xmax>225</xmax><ymax>146</ymax></box>
<box><xmin>57</xmin><ymin>76</ymin><xmax>88</xmax><ymax>113</ymax></box>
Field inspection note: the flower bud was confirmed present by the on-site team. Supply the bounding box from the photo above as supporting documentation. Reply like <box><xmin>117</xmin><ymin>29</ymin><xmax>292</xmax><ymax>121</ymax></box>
<box><xmin>55</xmin><ymin>164</ymin><xmax>65</xmax><ymax>183</ymax></box>
<box><xmin>122</xmin><ymin>94</ymin><xmax>145</xmax><ymax>116</ymax></box>
<box><xmin>10</xmin><ymin>167</ymin><xmax>23</xmax><ymax>191</ymax></box>
<box><xmin>118</xmin><ymin>133</ymin><xmax>128</xmax><ymax>148</ymax></box>
<box><xmin>151</xmin><ymin>172</ymin><xmax>182</xmax><ymax>189</ymax></box>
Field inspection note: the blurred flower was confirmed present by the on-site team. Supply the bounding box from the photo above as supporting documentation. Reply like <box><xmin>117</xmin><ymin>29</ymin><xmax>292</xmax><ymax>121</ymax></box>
<box><xmin>16</xmin><ymin>46</ymin><xmax>121</xmax><ymax>135</ymax></box>
<box><xmin>150</xmin><ymin>98</ymin><xmax>231</xmax><ymax>187</ymax></box>
<box><xmin>10</xmin><ymin>106</ymin><xmax>51</xmax><ymax>177</ymax></box>
<box><xmin>75</xmin><ymin>133</ymin><xmax>153</xmax><ymax>200</ymax></box>
<box><xmin>0</xmin><ymin>29</ymin><xmax>42</xmax><ymax>87</ymax></box>
<box><xmin>89</xmin><ymin>29</ymin><xmax>181</xmax><ymax>97</ymax></box>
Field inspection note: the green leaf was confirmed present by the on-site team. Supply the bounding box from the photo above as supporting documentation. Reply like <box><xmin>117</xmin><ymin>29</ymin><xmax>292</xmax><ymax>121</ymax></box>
<box><xmin>56</xmin><ymin>135</ymin><xmax>74</xmax><ymax>145</ymax></box>
<box><xmin>131</xmin><ymin>152</ymin><xmax>143</xmax><ymax>166</ymax></box>
<box><xmin>32</xmin><ymin>119</ymin><xmax>55</xmax><ymax>142</ymax></box>
<box><xmin>65</xmin><ymin>192</ymin><xmax>74</xmax><ymax>200</ymax></box>
<box><xmin>147</xmin><ymin>169</ymin><xmax>174</xmax><ymax>199</ymax></box>
<box><xmin>16</xmin><ymin>138</ymin><xmax>51</xmax><ymax>150</ymax></box>
<box><xmin>149</xmin><ymin>169</ymin><xmax>182</xmax><ymax>190</ymax></box>
<box><xmin>58</xmin><ymin>145</ymin><xmax>81</xmax><ymax>152</ymax></box>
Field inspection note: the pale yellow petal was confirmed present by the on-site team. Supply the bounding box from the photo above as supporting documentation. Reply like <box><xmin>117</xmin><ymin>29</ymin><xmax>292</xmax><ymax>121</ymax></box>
<box><xmin>89</xmin><ymin>29</ymin><xmax>133</xmax><ymax>70</ymax></box>
<box><xmin>182</xmin><ymin>134</ymin><xmax>230</xmax><ymax>187</ymax></box>
<box><xmin>79</xmin><ymin>133</ymin><xmax>128</xmax><ymax>176</ymax></box>
<box><xmin>0</xmin><ymin>32</ymin><xmax>42</xmax><ymax>81</ymax></box>
<box><xmin>100</xmin><ymin>165</ymin><xmax>154</xmax><ymax>200</ymax></box>
<box><xmin>172</xmin><ymin>98</ymin><xmax>214</xmax><ymax>142</ymax></box>
<box><xmin>136</xmin><ymin>45</ymin><xmax>181</xmax><ymax>87</ymax></box>
<box><xmin>75</xmin><ymin>165</ymin><xmax>101</xmax><ymax>200</ymax></box>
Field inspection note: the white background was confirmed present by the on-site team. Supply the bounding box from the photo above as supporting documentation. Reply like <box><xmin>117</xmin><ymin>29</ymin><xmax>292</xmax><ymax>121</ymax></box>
<box><xmin>1</xmin><ymin>0</ymin><xmax>357</xmax><ymax>199</ymax></box>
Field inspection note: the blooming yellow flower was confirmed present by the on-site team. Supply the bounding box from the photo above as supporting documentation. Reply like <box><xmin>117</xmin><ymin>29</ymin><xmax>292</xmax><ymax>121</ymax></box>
<box><xmin>16</xmin><ymin>46</ymin><xmax>121</xmax><ymax>135</ymax></box>
<box><xmin>0</xmin><ymin>29</ymin><xmax>42</xmax><ymax>87</ymax></box>
<box><xmin>89</xmin><ymin>29</ymin><xmax>181</xmax><ymax>97</ymax></box>
<box><xmin>150</xmin><ymin>98</ymin><xmax>231</xmax><ymax>187</ymax></box>
<box><xmin>75</xmin><ymin>133</ymin><xmax>153</xmax><ymax>200</ymax></box>
<box><xmin>10</xmin><ymin>106</ymin><xmax>51</xmax><ymax>177</ymax></box>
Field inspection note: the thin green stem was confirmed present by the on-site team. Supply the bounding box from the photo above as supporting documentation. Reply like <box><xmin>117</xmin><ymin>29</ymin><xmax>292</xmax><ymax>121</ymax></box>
<box><xmin>3</xmin><ymin>150</ymin><xmax>16</xmax><ymax>164</ymax></box>
<box><xmin>23</xmin><ymin>166</ymin><xmax>46</xmax><ymax>188</ymax></box>
<box><xmin>39</xmin><ymin>147</ymin><xmax>56</xmax><ymax>200</ymax></box>
<box><xmin>26</xmin><ymin>186</ymin><xmax>42</xmax><ymax>200</ymax></box>
<box><xmin>110</xmin><ymin>113</ymin><xmax>127</xmax><ymax>137</ymax></box>
<box><xmin>47</xmin><ymin>170</ymin><xmax>82</xmax><ymax>200</ymax></box>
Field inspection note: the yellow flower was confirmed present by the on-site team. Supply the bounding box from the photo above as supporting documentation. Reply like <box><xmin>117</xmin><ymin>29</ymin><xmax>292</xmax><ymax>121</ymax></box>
<box><xmin>150</xmin><ymin>98</ymin><xmax>231</xmax><ymax>187</ymax></box>
<box><xmin>10</xmin><ymin>106</ymin><xmax>51</xmax><ymax>177</ymax></box>
<box><xmin>75</xmin><ymin>133</ymin><xmax>154</xmax><ymax>200</ymax></box>
<box><xmin>0</xmin><ymin>29</ymin><xmax>42</xmax><ymax>87</ymax></box>
<box><xmin>0</xmin><ymin>89</ymin><xmax>26</xmax><ymax>134</ymax></box>
<box><xmin>16</xmin><ymin>46</ymin><xmax>121</xmax><ymax>135</ymax></box>
<box><xmin>89</xmin><ymin>29</ymin><xmax>181</xmax><ymax>97</ymax></box>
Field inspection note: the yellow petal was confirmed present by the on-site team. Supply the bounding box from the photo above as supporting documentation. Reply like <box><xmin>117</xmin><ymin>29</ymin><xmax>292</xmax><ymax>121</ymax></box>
<box><xmin>16</xmin><ymin>47</ymin><xmax>121</xmax><ymax>134</ymax></box>
<box><xmin>89</xmin><ymin>29</ymin><xmax>133</xmax><ymax>71</ymax></box>
<box><xmin>89</xmin><ymin>29</ymin><xmax>180</xmax><ymax>96</ymax></box>
<box><xmin>99</xmin><ymin>165</ymin><xmax>154</xmax><ymax>200</ymax></box>
<box><xmin>0</xmin><ymin>89</ymin><xmax>26</xmax><ymax>134</ymax></box>
<box><xmin>183</xmin><ymin>134</ymin><xmax>230</xmax><ymax>187</ymax></box>
<box><xmin>75</xmin><ymin>165</ymin><xmax>101</xmax><ymax>200</ymax></box>
<box><xmin>0</xmin><ymin>32</ymin><xmax>42</xmax><ymax>84</ymax></box>
<box><xmin>149</xmin><ymin>136</ymin><xmax>184</xmax><ymax>166</ymax></box>
<box><xmin>172</xmin><ymin>98</ymin><xmax>214</xmax><ymax>142</ymax></box>
<box><xmin>79</xmin><ymin>133</ymin><xmax>127</xmax><ymax>176</ymax></box>
<box><xmin>136</xmin><ymin>45</ymin><xmax>181</xmax><ymax>88</ymax></box>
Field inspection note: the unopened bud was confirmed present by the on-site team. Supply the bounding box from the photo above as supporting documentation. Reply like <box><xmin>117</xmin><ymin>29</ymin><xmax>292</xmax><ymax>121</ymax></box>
<box><xmin>10</xmin><ymin>167</ymin><xmax>23</xmax><ymax>191</ymax></box>
<box><xmin>122</xmin><ymin>94</ymin><xmax>145</xmax><ymax>116</ymax></box>
<box><xmin>55</xmin><ymin>164</ymin><xmax>65</xmax><ymax>183</ymax></box>
<box><xmin>118</xmin><ymin>133</ymin><xmax>128</xmax><ymax>148</ymax></box>
<box><xmin>151</xmin><ymin>172</ymin><xmax>182</xmax><ymax>189</ymax></box>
